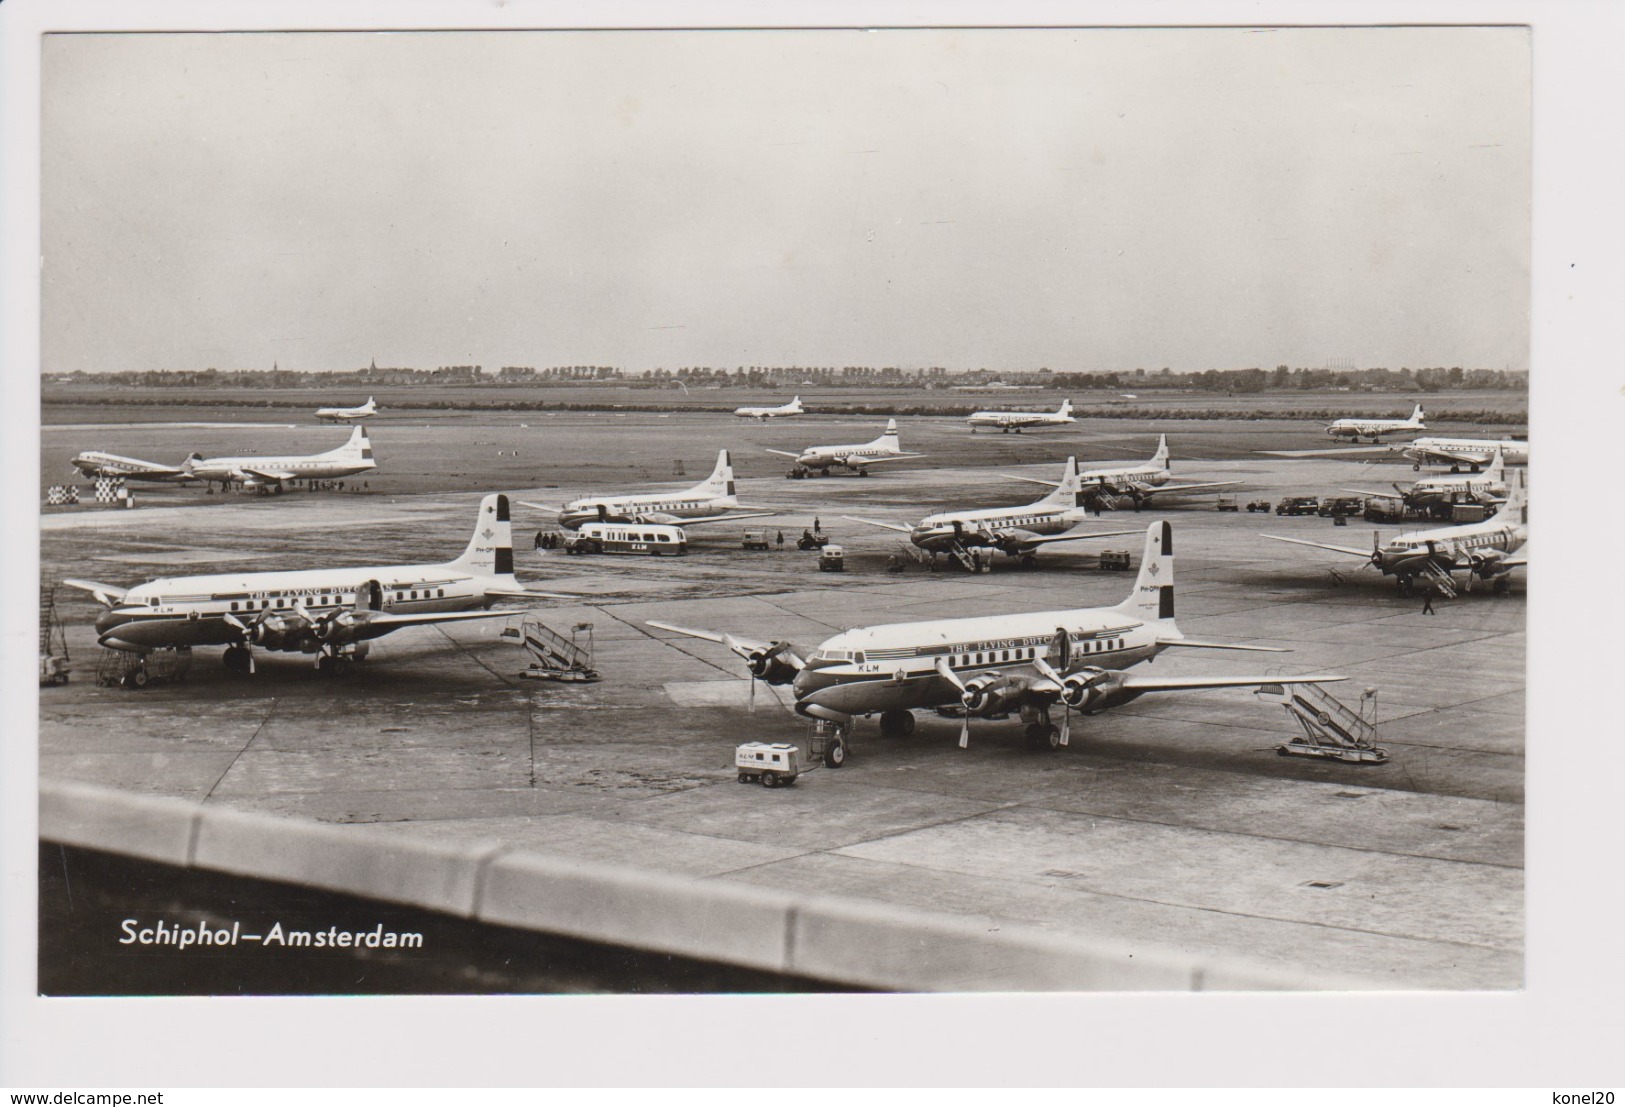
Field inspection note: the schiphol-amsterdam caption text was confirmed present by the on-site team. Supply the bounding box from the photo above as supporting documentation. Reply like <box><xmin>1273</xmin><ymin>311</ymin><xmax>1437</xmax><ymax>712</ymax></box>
<box><xmin>118</xmin><ymin>918</ymin><xmax>423</xmax><ymax>951</ymax></box>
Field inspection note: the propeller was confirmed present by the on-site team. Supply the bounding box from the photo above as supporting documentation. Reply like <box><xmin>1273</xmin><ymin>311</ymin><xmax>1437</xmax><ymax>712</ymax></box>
<box><xmin>933</xmin><ymin>657</ymin><xmax>974</xmax><ymax>749</ymax></box>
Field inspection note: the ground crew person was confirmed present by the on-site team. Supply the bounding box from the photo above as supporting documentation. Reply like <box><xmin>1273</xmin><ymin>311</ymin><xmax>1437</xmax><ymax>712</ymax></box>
<box><xmin>1422</xmin><ymin>592</ymin><xmax>1435</xmax><ymax>615</ymax></box>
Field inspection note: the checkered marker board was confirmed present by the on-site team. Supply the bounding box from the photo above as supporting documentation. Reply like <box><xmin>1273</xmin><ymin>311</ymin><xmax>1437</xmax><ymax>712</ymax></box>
<box><xmin>45</xmin><ymin>485</ymin><xmax>78</xmax><ymax>505</ymax></box>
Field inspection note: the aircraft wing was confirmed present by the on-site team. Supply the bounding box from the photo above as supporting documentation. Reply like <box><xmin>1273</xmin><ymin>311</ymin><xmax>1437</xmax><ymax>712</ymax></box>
<box><xmin>645</xmin><ymin>620</ymin><xmax>794</xmax><ymax>667</ymax></box>
<box><xmin>1120</xmin><ymin>672</ymin><xmax>1346</xmax><ymax>693</ymax></box>
<box><xmin>763</xmin><ymin>449</ymin><xmax>804</xmax><ymax>459</ymax></box>
<box><xmin>838</xmin><ymin>453</ymin><xmax>927</xmax><ymax>466</ymax></box>
<box><xmin>842</xmin><ymin>516</ymin><xmax>914</xmax><ymax>534</ymax></box>
<box><xmin>352</xmin><ymin>609</ymin><xmax>520</xmax><ymax>639</ymax></box>
<box><xmin>1256</xmin><ymin>445</ymin><xmax>1404</xmax><ymax>458</ymax></box>
<box><xmin>662</xmin><ymin>511</ymin><xmax>779</xmax><ymax>526</ymax></box>
<box><xmin>517</xmin><ymin>501</ymin><xmax>563</xmax><ymax>515</ymax></box>
<box><xmin>1155</xmin><ymin>637</ymin><xmax>1290</xmax><ymax>653</ymax></box>
<box><xmin>1140</xmin><ymin>481</ymin><xmax>1245</xmax><ymax>497</ymax></box>
<box><xmin>239</xmin><ymin>467</ymin><xmax>299</xmax><ymax>482</ymax></box>
<box><xmin>1409</xmin><ymin>445</ymin><xmax>1493</xmax><ymax>466</ymax></box>
<box><xmin>1011</xmin><ymin>528</ymin><xmax>1140</xmax><ymax>548</ymax></box>
<box><xmin>1001</xmin><ymin>474</ymin><xmax>1063</xmax><ymax>488</ymax></box>
<box><xmin>1261</xmin><ymin>534</ymin><xmax>1375</xmax><ymax>558</ymax></box>
<box><xmin>1341</xmin><ymin>488</ymin><xmax>1400</xmax><ymax>498</ymax></box>
<box><xmin>62</xmin><ymin>578</ymin><xmax>129</xmax><ymax>605</ymax></box>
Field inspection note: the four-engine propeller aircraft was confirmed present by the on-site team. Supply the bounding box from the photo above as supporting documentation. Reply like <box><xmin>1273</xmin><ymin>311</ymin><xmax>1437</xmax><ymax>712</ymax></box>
<box><xmin>183</xmin><ymin>426</ymin><xmax>378</xmax><ymax>492</ymax></box>
<box><xmin>966</xmin><ymin>399</ymin><xmax>1075</xmax><ymax>433</ymax></box>
<box><xmin>733</xmin><ymin>395</ymin><xmax>806</xmax><ymax>421</ymax></box>
<box><xmin>1263</xmin><ymin>471</ymin><xmax>1527</xmax><ymax>594</ymax></box>
<box><xmin>1004</xmin><ymin>435</ymin><xmax>1243</xmax><ymax>510</ymax></box>
<box><xmin>846</xmin><ymin>456</ymin><xmax>1138</xmax><ymax>568</ymax></box>
<box><xmin>1325</xmin><ymin>404</ymin><xmax>1426</xmax><ymax>442</ymax></box>
<box><xmin>1403</xmin><ymin>435</ymin><xmax>1528</xmax><ymax>472</ymax></box>
<box><xmin>1342</xmin><ymin>445</ymin><xmax>1508</xmax><ymax>512</ymax></box>
<box><xmin>523</xmin><ymin>449</ymin><xmax>775</xmax><ymax>531</ymax></box>
<box><xmin>766</xmin><ymin>418</ymin><xmax>926</xmax><ymax>476</ymax></box>
<box><xmin>64</xmin><ymin>494</ymin><xmax>563</xmax><ymax>673</ymax></box>
<box><xmin>648</xmin><ymin>521</ymin><xmax>1343</xmax><ymax>763</ymax></box>
<box><xmin>70</xmin><ymin>450</ymin><xmax>197</xmax><ymax>483</ymax></box>
<box><xmin>315</xmin><ymin>396</ymin><xmax>379</xmax><ymax>423</ymax></box>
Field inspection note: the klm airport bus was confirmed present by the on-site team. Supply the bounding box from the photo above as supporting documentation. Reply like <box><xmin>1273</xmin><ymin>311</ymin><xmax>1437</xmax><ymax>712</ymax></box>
<box><xmin>563</xmin><ymin>522</ymin><xmax>688</xmax><ymax>556</ymax></box>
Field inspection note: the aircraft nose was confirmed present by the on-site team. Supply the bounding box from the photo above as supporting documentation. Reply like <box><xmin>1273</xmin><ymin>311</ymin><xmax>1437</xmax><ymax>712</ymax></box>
<box><xmin>94</xmin><ymin>608</ymin><xmax>124</xmax><ymax>637</ymax></box>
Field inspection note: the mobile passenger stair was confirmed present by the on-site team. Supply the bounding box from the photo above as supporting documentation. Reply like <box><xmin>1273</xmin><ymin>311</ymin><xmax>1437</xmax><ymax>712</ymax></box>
<box><xmin>1254</xmin><ymin>680</ymin><xmax>1390</xmax><ymax>764</ymax></box>
<box><xmin>505</xmin><ymin>615</ymin><xmax>601</xmax><ymax>683</ymax></box>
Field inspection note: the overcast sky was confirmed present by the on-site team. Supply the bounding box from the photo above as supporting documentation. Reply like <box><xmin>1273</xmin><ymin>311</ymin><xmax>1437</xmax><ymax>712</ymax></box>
<box><xmin>41</xmin><ymin>27</ymin><xmax>1529</xmax><ymax>374</ymax></box>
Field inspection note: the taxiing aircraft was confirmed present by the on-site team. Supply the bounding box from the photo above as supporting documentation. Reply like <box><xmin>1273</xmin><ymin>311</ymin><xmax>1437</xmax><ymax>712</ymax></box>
<box><xmin>1326</xmin><ymin>404</ymin><xmax>1426</xmax><ymax>443</ymax></box>
<box><xmin>733</xmin><ymin>396</ymin><xmax>806</xmax><ymax>421</ymax></box>
<box><xmin>184</xmin><ymin>426</ymin><xmax>377</xmax><ymax>491</ymax></box>
<box><xmin>966</xmin><ymin>399</ymin><xmax>1075</xmax><ymax>433</ymax></box>
<box><xmin>1342</xmin><ymin>445</ymin><xmax>1508</xmax><ymax>511</ymax></box>
<box><xmin>70</xmin><ymin>451</ymin><xmax>197</xmax><ymax>483</ymax></box>
<box><xmin>846</xmin><ymin>456</ymin><xmax>1138</xmax><ymax>567</ymax></box>
<box><xmin>1403</xmin><ymin>435</ymin><xmax>1528</xmax><ymax>472</ymax></box>
<box><xmin>64</xmin><ymin>494</ymin><xmax>563</xmax><ymax>673</ymax></box>
<box><xmin>648</xmin><ymin>521</ymin><xmax>1343</xmax><ymax>761</ymax></box>
<box><xmin>316</xmin><ymin>396</ymin><xmax>379</xmax><ymax>423</ymax></box>
<box><xmin>524</xmin><ymin>449</ymin><xmax>775</xmax><ymax>531</ymax></box>
<box><xmin>766</xmin><ymin>419</ymin><xmax>926</xmax><ymax>476</ymax></box>
<box><xmin>1263</xmin><ymin>471</ymin><xmax>1527</xmax><ymax>594</ymax></box>
<box><xmin>1005</xmin><ymin>435</ymin><xmax>1242</xmax><ymax>510</ymax></box>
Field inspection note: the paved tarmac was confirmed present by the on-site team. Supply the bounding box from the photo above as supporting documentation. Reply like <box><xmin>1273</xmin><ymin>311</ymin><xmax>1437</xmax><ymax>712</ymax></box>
<box><xmin>38</xmin><ymin>432</ymin><xmax>1525</xmax><ymax>990</ymax></box>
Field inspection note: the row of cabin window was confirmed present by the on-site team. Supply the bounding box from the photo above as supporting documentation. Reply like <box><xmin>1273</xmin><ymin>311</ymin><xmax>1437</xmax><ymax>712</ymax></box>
<box><xmin>225</xmin><ymin>588</ymin><xmax>445</xmax><ymax>612</ymax></box>
<box><xmin>949</xmin><ymin>639</ymin><xmax>1124</xmax><ymax>668</ymax></box>
<box><xmin>588</xmin><ymin>532</ymin><xmax>678</xmax><ymax>542</ymax></box>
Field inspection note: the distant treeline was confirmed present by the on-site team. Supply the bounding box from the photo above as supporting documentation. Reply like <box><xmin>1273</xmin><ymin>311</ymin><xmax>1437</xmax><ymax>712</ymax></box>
<box><xmin>48</xmin><ymin>363</ymin><xmax>1527</xmax><ymax>393</ymax></box>
<box><xmin>41</xmin><ymin>395</ymin><xmax>1528</xmax><ymax>424</ymax></box>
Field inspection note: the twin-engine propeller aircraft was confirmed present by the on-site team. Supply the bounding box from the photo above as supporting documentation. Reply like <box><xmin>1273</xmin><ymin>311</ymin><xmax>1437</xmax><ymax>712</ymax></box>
<box><xmin>966</xmin><ymin>399</ymin><xmax>1075</xmax><ymax>433</ymax></box>
<box><xmin>70</xmin><ymin>451</ymin><xmax>197</xmax><ymax>483</ymax></box>
<box><xmin>523</xmin><ymin>449</ymin><xmax>774</xmax><ymax>531</ymax></box>
<box><xmin>1326</xmin><ymin>404</ymin><xmax>1426</xmax><ymax>442</ymax></box>
<box><xmin>1342</xmin><ymin>445</ymin><xmax>1509</xmax><ymax>512</ymax></box>
<box><xmin>846</xmin><ymin>456</ymin><xmax>1138</xmax><ymax>568</ymax></box>
<box><xmin>766</xmin><ymin>418</ymin><xmax>926</xmax><ymax>476</ymax></box>
<box><xmin>1263</xmin><ymin>471</ymin><xmax>1528</xmax><ymax>594</ymax></box>
<box><xmin>1006</xmin><ymin>435</ymin><xmax>1242</xmax><ymax>510</ymax></box>
<box><xmin>648</xmin><ymin>521</ymin><xmax>1343</xmax><ymax>764</ymax></box>
<box><xmin>315</xmin><ymin>396</ymin><xmax>379</xmax><ymax>423</ymax></box>
<box><xmin>733</xmin><ymin>395</ymin><xmax>806</xmax><ymax>421</ymax></box>
<box><xmin>1403</xmin><ymin>435</ymin><xmax>1528</xmax><ymax>472</ymax></box>
<box><xmin>65</xmin><ymin>494</ymin><xmax>563</xmax><ymax>674</ymax></box>
<box><xmin>184</xmin><ymin>426</ymin><xmax>377</xmax><ymax>491</ymax></box>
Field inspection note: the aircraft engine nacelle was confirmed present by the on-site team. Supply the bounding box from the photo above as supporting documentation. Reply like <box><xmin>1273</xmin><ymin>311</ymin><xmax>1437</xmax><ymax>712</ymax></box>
<box><xmin>1058</xmin><ymin>667</ymin><xmax>1137</xmax><ymax>715</ymax></box>
<box><xmin>745</xmin><ymin>642</ymin><xmax>805</xmax><ymax>686</ymax></box>
<box><xmin>248</xmin><ymin>611</ymin><xmax>317</xmax><ymax>651</ymax></box>
<box><xmin>959</xmin><ymin>673</ymin><xmax>1026</xmax><ymax>717</ymax></box>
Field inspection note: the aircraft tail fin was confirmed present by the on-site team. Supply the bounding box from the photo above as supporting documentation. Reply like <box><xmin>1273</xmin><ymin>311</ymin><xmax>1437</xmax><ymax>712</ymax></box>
<box><xmin>872</xmin><ymin>418</ymin><xmax>901</xmax><ymax>448</ymax></box>
<box><xmin>692</xmin><ymin>448</ymin><xmax>737</xmax><ymax>500</ymax></box>
<box><xmin>1058</xmin><ymin>399</ymin><xmax>1073</xmax><ymax>418</ymax></box>
<box><xmin>1115</xmin><ymin>520</ymin><xmax>1176</xmax><ymax>622</ymax></box>
<box><xmin>1410</xmin><ymin>403</ymin><xmax>1426</xmax><ymax>425</ymax></box>
<box><xmin>449</xmin><ymin>494</ymin><xmax>516</xmax><ymax>578</ymax></box>
<box><xmin>1498</xmin><ymin>468</ymin><xmax>1527</xmax><ymax>525</ymax></box>
<box><xmin>1486</xmin><ymin>444</ymin><xmax>1506</xmax><ymax>483</ymax></box>
<box><xmin>1040</xmin><ymin>457</ymin><xmax>1083</xmax><ymax>506</ymax></box>
<box><xmin>1150</xmin><ymin>434</ymin><xmax>1170</xmax><ymax>470</ymax></box>
<box><xmin>330</xmin><ymin>425</ymin><xmax>373</xmax><ymax>459</ymax></box>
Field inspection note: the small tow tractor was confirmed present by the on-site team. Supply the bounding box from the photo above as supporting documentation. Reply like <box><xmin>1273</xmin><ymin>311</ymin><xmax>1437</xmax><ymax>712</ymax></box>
<box><xmin>1246</xmin><ymin>499</ymin><xmax>1273</xmax><ymax>513</ymax></box>
<box><xmin>818</xmin><ymin>544</ymin><xmax>846</xmax><ymax>572</ymax></box>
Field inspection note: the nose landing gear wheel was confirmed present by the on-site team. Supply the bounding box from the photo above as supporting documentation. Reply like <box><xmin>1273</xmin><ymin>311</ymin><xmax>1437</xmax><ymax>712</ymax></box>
<box><xmin>825</xmin><ymin>739</ymin><xmax>847</xmax><ymax>768</ymax></box>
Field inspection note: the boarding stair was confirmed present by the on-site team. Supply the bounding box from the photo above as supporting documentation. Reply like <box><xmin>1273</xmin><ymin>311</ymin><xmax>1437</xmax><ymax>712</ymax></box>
<box><xmin>506</xmin><ymin>615</ymin><xmax>601</xmax><ymax>682</ymax></box>
<box><xmin>1416</xmin><ymin>560</ymin><xmax>1459</xmax><ymax>598</ymax></box>
<box><xmin>38</xmin><ymin>585</ymin><xmax>70</xmax><ymax>685</ymax></box>
<box><xmin>1254</xmin><ymin>679</ymin><xmax>1389</xmax><ymax>763</ymax></box>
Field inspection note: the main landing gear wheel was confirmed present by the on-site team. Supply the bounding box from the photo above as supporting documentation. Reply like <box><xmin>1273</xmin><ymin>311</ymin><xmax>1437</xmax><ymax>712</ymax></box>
<box><xmin>1026</xmin><ymin>722</ymin><xmax>1061</xmax><ymax>751</ymax></box>
<box><xmin>825</xmin><ymin>739</ymin><xmax>848</xmax><ymax>768</ymax></box>
<box><xmin>879</xmin><ymin>709</ymin><xmax>916</xmax><ymax>737</ymax></box>
<box><xmin>315</xmin><ymin>654</ymin><xmax>344</xmax><ymax>674</ymax></box>
<box><xmin>222</xmin><ymin>645</ymin><xmax>252</xmax><ymax>674</ymax></box>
